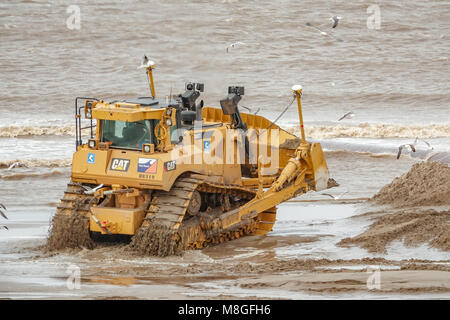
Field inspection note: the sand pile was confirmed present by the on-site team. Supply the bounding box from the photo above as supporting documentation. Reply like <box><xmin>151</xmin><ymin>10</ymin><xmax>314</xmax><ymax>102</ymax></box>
<box><xmin>46</xmin><ymin>212</ymin><xmax>94</xmax><ymax>251</ymax></box>
<box><xmin>341</xmin><ymin>162</ymin><xmax>450</xmax><ymax>253</ymax></box>
<box><xmin>372</xmin><ymin>161</ymin><xmax>450</xmax><ymax>207</ymax></box>
<box><xmin>338</xmin><ymin>209</ymin><xmax>450</xmax><ymax>253</ymax></box>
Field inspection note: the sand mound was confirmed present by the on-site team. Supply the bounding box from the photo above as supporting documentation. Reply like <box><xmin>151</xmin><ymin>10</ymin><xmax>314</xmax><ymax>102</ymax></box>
<box><xmin>338</xmin><ymin>209</ymin><xmax>450</xmax><ymax>253</ymax></box>
<box><xmin>372</xmin><ymin>161</ymin><xmax>450</xmax><ymax>207</ymax></box>
<box><xmin>45</xmin><ymin>212</ymin><xmax>94</xmax><ymax>251</ymax></box>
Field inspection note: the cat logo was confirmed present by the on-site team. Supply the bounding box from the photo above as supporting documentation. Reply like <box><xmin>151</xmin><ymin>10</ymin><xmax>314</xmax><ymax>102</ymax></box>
<box><xmin>110</xmin><ymin>158</ymin><xmax>130</xmax><ymax>172</ymax></box>
<box><xmin>164</xmin><ymin>160</ymin><xmax>176</xmax><ymax>172</ymax></box>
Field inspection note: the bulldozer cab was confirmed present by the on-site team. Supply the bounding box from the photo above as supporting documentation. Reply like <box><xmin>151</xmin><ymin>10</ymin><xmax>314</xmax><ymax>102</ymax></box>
<box><xmin>74</xmin><ymin>95</ymin><xmax>181</xmax><ymax>154</ymax></box>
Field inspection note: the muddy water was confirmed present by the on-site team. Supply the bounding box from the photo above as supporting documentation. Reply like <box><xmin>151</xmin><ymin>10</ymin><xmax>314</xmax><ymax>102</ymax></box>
<box><xmin>1</xmin><ymin>0</ymin><xmax>450</xmax><ymax>299</ymax></box>
<box><xmin>1</xmin><ymin>152</ymin><xmax>449</xmax><ymax>299</ymax></box>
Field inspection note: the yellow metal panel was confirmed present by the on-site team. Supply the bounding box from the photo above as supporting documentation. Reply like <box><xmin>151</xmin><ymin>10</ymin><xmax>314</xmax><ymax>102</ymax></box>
<box><xmin>253</xmin><ymin>229</ymin><xmax>270</xmax><ymax>235</ymax></box>
<box><xmin>258</xmin><ymin>212</ymin><xmax>277</xmax><ymax>222</ymax></box>
<box><xmin>90</xmin><ymin>207</ymin><xmax>145</xmax><ymax>235</ymax></box>
<box><xmin>255</xmin><ymin>223</ymin><xmax>273</xmax><ymax>231</ymax></box>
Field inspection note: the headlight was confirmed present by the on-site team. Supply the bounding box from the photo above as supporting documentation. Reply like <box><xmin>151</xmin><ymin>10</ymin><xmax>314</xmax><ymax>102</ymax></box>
<box><xmin>85</xmin><ymin>101</ymin><xmax>94</xmax><ymax>119</ymax></box>
<box><xmin>143</xmin><ymin>144</ymin><xmax>153</xmax><ymax>153</ymax></box>
<box><xmin>165</xmin><ymin>118</ymin><xmax>172</xmax><ymax>126</ymax></box>
<box><xmin>88</xmin><ymin>139</ymin><xmax>96</xmax><ymax>149</ymax></box>
<box><xmin>166</xmin><ymin>108</ymin><xmax>172</xmax><ymax>116</ymax></box>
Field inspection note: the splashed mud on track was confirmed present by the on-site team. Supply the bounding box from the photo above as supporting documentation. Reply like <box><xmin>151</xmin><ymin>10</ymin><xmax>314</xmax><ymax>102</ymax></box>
<box><xmin>46</xmin><ymin>212</ymin><xmax>94</xmax><ymax>251</ymax></box>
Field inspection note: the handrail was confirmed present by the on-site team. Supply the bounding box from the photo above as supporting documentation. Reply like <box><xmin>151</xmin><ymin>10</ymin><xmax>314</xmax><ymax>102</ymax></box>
<box><xmin>74</xmin><ymin>97</ymin><xmax>98</xmax><ymax>150</ymax></box>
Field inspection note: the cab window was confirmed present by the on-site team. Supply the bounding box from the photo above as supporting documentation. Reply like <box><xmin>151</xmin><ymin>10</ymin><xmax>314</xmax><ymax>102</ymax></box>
<box><xmin>101</xmin><ymin>120</ymin><xmax>153</xmax><ymax>150</ymax></box>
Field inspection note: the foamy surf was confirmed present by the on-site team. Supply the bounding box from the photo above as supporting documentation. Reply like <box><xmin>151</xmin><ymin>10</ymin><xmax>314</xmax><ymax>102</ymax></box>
<box><xmin>2</xmin><ymin>122</ymin><xmax>449</xmax><ymax>139</ymax></box>
<box><xmin>0</xmin><ymin>159</ymin><xmax>71</xmax><ymax>169</ymax></box>
<box><xmin>0</xmin><ymin>169</ymin><xmax>65</xmax><ymax>180</ymax></box>
<box><xmin>0</xmin><ymin>125</ymin><xmax>75</xmax><ymax>138</ymax></box>
<box><xmin>289</xmin><ymin>123</ymin><xmax>450</xmax><ymax>139</ymax></box>
<box><xmin>320</xmin><ymin>139</ymin><xmax>450</xmax><ymax>164</ymax></box>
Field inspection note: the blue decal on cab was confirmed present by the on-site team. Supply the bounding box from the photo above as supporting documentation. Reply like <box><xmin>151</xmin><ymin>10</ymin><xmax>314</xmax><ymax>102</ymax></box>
<box><xmin>87</xmin><ymin>153</ymin><xmax>95</xmax><ymax>164</ymax></box>
<box><xmin>203</xmin><ymin>140</ymin><xmax>210</xmax><ymax>153</ymax></box>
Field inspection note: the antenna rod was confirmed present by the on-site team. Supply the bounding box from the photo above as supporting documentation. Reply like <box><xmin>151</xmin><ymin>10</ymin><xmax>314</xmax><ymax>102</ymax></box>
<box><xmin>147</xmin><ymin>64</ymin><xmax>156</xmax><ymax>99</ymax></box>
<box><xmin>292</xmin><ymin>85</ymin><xmax>306</xmax><ymax>145</ymax></box>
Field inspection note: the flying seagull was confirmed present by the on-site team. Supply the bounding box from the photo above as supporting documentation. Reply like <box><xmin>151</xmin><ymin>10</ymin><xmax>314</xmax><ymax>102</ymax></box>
<box><xmin>226</xmin><ymin>41</ymin><xmax>246</xmax><ymax>53</ymax></box>
<box><xmin>138</xmin><ymin>55</ymin><xmax>154</xmax><ymax>69</ymax></box>
<box><xmin>4</xmin><ymin>23</ymin><xmax>17</xmax><ymax>29</ymax></box>
<box><xmin>338</xmin><ymin>111</ymin><xmax>355</xmax><ymax>121</ymax></box>
<box><xmin>0</xmin><ymin>203</ymin><xmax>8</xmax><ymax>220</ymax></box>
<box><xmin>306</xmin><ymin>22</ymin><xmax>328</xmax><ymax>36</ymax></box>
<box><xmin>306</xmin><ymin>22</ymin><xmax>343</xmax><ymax>42</ymax></box>
<box><xmin>414</xmin><ymin>137</ymin><xmax>433</xmax><ymax>150</ymax></box>
<box><xmin>321</xmin><ymin>188</ymin><xmax>348</xmax><ymax>200</ymax></box>
<box><xmin>397</xmin><ymin>144</ymin><xmax>416</xmax><ymax>159</ymax></box>
<box><xmin>7</xmin><ymin>162</ymin><xmax>22</xmax><ymax>170</ymax></box>
<box><xmin>397</xmin><ymin>137</ymin><xmax>433</xmax><ymax>159</ymax></box>
<box><xmin>241</xmin><ymin>106</ymin><xmax>261</xmax><ymax>115</ymax></box>
<box><xmin>82</xmin><ymin>184</ymin><xmax>104</xmax><ymax>195</ymax></box>
<box><xmin>330</xmin><ymin>16</ymin><xmax>342</xmax><ymax>28</ymax></box>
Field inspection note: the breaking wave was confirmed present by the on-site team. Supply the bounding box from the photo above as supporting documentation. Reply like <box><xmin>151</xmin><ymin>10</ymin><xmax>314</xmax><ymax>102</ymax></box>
<box><xmin>0</xmin><ymin>125</ymin><xmax>75</xmax><ymax>138</ymax></box>
<box><xmin>1</xmin><ymin>122</ymin><xmax>449</xmax><ymax>139</ymax></box>
<box><xmin>0</xmin><ymin>159</ymin><xmax>71</xmax><ymax>169</ymax></box>
<box><xmin>0</xmin><ymin>169</ymin><xmax>65</xmax><ymax>180</ymax></box>
<box><xmin>289</xmin><ymin>123</ymin><xmax>450</xmax><ymax>139</ymax></box>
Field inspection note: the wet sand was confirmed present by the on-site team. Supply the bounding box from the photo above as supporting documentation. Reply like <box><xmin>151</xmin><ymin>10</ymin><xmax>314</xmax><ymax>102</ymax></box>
<box><xmin>1</xmin><ymin>235</ymin><xmax>449</xmax><ymax>300</ymax></box>
<box><xmin>1</xmin><ymin>152</ymin><xmax>449</xmax><ymax>300</ymax></box>
<box><xmin>1</xmin><ymin>200</ymin><xmax>449</xmax><ymax>299</ymax></box>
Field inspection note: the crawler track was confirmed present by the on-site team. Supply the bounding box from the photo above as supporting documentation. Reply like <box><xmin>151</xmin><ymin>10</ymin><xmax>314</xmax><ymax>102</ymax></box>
<box><xmin>133</xmin><ymin>175</ymin><xmax>277</xmax><ymax>253</ymax></box>
<box><xmin>50</xmin><ymin>178</ymin><xmax>278</xmax><ymax>255</ymax></box>
<box><xmin>56</xmin><ymin>182</ymin><xmax>95</xmax><ymax>217</ymax></box>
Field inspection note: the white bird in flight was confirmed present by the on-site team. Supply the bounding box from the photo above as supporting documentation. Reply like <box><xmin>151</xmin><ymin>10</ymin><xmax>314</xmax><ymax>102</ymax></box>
<box><xmin>338</xmin><ymin>111</ymin><xmax>355</xmax><ymax>121</ymax></box>
<box><xmin>226</xmin><ymin>41</ymin><xmax>246</xmax><ymax>53</ymax></box>
<box><xmin>240</xmin><ymin>106</ymin><xmax>260</xmax><ymax>115</ymax></box>
<box><xmin>4</xmin><ymin>23</ymin><xmax>17</xmax><ymax>29</ymax></box>
<box><xmin>138</xmin><ymin>55</ymin><xmax>154</xmax><ymax>69</ymax></box>
<box><xmin>330</xmin><ymin>16</ymin><xmax>342</xmax><ymax>28</ymax></box>
<box><xmin>321</xmin><ymin>188</ymin><xmax>348</xmax><ymax>200</ymax></box>
<box><xmin>397</xmin><ymin>144</ymin><xmax>416</xmax><ymax>159</ymax></box>
<box><xmin>0</xmin><ymin>203</ymin><xmax>8</xmax><ymax>220</ymax></box>
<box><xmin>397</xmin><ymin>137</ymin><xmax>433</xmax><ymax>159</ymax></box>
<box><xmin>7</xmin><ymin>162</ymin><xmax>22</xmax><ymax>170</ymax></box>
<box><xmin>306</xmin><ymin>22</ymin><xmax>328</xmax><ymax>36</ymax></box>
<box><xmin>305</xmin><ymin>22</ymin><xmax>343</xmax><ymax>42</ymax></box>
<box><xmin>82</xmin><ymin>184</ymin><xmax>104</xmax><ymax>195</ymax></box>
<box><xmin>414</xmin><ymin>137</ymin><xmax>433</xmax><ymax>150</ymax></box>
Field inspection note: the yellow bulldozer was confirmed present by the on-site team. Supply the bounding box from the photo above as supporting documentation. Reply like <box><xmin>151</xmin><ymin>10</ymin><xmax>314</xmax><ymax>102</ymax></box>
<box><xmin>48</xmin><ymin>57</ymin><xmax>330</xmax><ymax>256</ymax></box>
